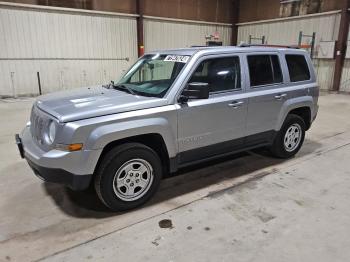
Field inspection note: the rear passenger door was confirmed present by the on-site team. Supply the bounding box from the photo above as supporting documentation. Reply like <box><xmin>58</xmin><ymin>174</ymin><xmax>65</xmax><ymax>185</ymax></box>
<box><xmin>245</xmin><ymin>53</ymin><xmax>286</xmax><ymax>146</ymax></box>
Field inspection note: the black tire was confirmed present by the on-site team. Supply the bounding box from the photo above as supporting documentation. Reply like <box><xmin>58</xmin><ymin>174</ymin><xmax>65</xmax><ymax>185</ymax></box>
<box><xmin>94</xmin><ymin>143</ymin><xmax>162</xmax><ymax>211</ymax></box>
<box><xmin>270</xmin><ymin>114</ymin><xmax>306</xmax><ymax>159</ymax></box>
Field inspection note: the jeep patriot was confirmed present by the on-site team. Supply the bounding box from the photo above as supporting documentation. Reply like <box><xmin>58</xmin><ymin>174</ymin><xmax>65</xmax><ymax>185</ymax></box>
<box><xmin>16</xmin><ymin>46</ymin><xmax>319</xmax><ymax>211</ymax></box>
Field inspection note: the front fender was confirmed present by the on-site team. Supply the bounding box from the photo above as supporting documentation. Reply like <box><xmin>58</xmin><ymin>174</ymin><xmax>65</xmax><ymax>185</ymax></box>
<box><xmin>84</xmin><ymin>117</ymin><xmax>177</xmax><ymax>158</ymax></box>
<box><xmin>275</xmin><ymin>96</ymin><xmax>314</xmax><ymax>131</ymax></box>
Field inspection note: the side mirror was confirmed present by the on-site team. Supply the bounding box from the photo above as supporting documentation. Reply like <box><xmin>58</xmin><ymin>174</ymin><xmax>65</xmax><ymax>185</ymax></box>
<box><xmin>179</xmin><ymin>82</ymin><xmax>209</xmax><ymax>103</ymax></box>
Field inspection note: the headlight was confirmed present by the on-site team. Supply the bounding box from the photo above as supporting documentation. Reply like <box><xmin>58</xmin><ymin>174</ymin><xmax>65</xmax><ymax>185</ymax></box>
<box><xmin>46</xmin><ymin>121</ymin><xmax>56</xmax><ymax>144</ymax></box>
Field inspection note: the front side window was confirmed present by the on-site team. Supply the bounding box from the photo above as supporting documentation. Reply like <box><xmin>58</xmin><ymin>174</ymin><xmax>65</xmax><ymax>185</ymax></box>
<box><xmin>118</xmin><ymin>54</ymin><xmax>188</xmax><ymax>97</ymax></box>
<box><xmin>188</xmin><ymin>57</ymin><xmax>241</xmax><ymax>93</ymax></box>
<box><xmin>285</xmin><ymin>54</ymin><xmax>311</xmax><ymax>82</ymax></box>
<box><xmin>248</xmin><ymin>55</ymin><xmax>283</xmax><ymax>87</ymax></box>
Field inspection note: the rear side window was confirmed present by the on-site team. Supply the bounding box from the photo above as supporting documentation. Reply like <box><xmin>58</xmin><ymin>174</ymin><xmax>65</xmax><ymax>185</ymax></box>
<box><xmin>285</xmin><ymin>55</ymin><xmax>311</xmax><ymax>82</ymax></box>
<box><xmin>248</xmin><ymin>55</ymin><xmax>283</xmax><ymax>87</ymax></box>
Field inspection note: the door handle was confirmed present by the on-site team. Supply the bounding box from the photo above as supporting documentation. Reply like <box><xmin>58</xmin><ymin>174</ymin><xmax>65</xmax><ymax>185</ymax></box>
<box><xmin>274</xmin><ymin>93</ymin><xmax>287</xmax><ymax>100</ymax></box>
<box><xmin>228</xmin><ymin>101</ymin><xmax>244</xmax><ymax>108</ymax></box>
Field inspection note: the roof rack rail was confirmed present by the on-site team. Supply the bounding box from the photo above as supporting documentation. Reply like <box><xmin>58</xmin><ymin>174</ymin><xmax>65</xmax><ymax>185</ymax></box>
<box><xmin>238</xmin><ymin>43</ymin><xmax>300</xmax><ymax>49</ymax></box>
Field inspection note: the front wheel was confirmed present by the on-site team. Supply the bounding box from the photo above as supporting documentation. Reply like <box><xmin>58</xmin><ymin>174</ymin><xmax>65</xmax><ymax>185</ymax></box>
<box><xmin>94</xmin><ymin>143</ymin><xmax>162</xmax><ymax>211</ymax></box>
<box><xmin>270</xmin><ymin>114</ymin><xmax>306</xmax><ymax>158</ymax></box>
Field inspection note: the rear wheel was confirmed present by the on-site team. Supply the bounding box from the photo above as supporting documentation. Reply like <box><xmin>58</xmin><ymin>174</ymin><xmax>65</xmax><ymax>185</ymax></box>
<box><xmin>94</xmin><ymin>143</ymin><xmax>162</xmax><ymax>211</ymax></box>
<box><xmin>270</xmin><ymin>114</ymin><xmax>306</xmax><ymax>158</ymax></box>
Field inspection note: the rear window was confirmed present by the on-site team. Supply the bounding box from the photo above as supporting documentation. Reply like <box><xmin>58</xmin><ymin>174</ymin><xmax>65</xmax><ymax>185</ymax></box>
<box><xmin>248</xmin><ymin>55</ymin><xmax>283</xmax><ymax>87</ymax></box>
<box><xmin>285</xmin><ymin>55</ymin><xmax>311</xmax><ymax>82</ymax></box>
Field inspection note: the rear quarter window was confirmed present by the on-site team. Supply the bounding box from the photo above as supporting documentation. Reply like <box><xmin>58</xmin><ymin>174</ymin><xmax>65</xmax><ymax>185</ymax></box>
<box><xmin>285</xmin><ymin>55</ymin><xmax>311</xmax><ymax>82</ymax></box>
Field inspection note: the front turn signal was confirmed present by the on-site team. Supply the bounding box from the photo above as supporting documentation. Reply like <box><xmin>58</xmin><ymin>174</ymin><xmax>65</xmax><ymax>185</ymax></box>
<box><xmin>56</xmin><ymin>143</ymin><xmax>83</xmax><ymax>151</ymax></box>
<box><xmin>67</xmin><ymin>143</ymin><xmax>83</xmax><ymax>151</ymax></box>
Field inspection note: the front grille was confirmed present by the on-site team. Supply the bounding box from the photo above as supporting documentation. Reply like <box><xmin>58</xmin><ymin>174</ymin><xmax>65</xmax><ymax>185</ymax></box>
<box><xmin>30</xmin><ymin>105</ymin><xmax>49</xmax><ymax>145</ymax></box>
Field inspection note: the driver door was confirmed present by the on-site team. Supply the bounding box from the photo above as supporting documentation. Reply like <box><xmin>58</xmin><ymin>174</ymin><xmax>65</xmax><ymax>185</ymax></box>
<box><xmin>177</xmin><ymin>55</ymin><xmax>248</xmax><ymax>165</ymax></box>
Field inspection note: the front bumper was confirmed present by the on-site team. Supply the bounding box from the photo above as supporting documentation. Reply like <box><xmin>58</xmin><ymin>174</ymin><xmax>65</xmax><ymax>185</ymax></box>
<box><xmin>26</xmin><ymin>157</ymin><xmax>91</xmax><ymax>190</ymax></box>
<box><xmin>16</xmin><ymin>127</ymin><xmax>101</xmax><ymax>190</ymax></box>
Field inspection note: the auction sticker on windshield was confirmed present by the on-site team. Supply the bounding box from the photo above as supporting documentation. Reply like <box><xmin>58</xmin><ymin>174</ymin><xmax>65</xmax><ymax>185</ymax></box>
<box><xmin>164</xmin><ymin>55</ymin><xmax>190</xmax><ymax>63</ymax></box>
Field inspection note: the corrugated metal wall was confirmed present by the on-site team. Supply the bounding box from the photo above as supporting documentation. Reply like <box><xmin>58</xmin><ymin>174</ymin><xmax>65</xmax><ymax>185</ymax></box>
<box><xmin>313</xmin><ymin>59</ymin><xmax>336</xmax><ymax>91</ymax></box>
<box><xmin>237</xmin><ymin>12</ymin><xmax>341</xmax><ymax>91</ymax></box>
<box><xmin>144</xmin><ymin>18</ymin><xmax>232</xmax><ymax>51</ymax></box>
<box><xmin>2</xmin><ymin>3</ymin><xmax>349</xmax><ymax>96</ymax></box>
<box><xmin>0</xmin><ymin>4</ymin><xmax>232</xmax><ymax>97</ymax></box>
<box><xmin>341</xmin><ymin>59</ymin><xmax>350</xmax><ymax>92</ymax></box>
<box><xmin>340</xmin><ymin>29</ymin><xmax>350</xmax><ymax>92</ymax></box>
<box><xmin>237</xmin><ymin>13</ymin><xmax>341</xmax><ymax>46</ymax></box>
<box><xmin>0</xmin><ymin>5</ymin><xmax>138</xmax><ymax>97</ymax></box>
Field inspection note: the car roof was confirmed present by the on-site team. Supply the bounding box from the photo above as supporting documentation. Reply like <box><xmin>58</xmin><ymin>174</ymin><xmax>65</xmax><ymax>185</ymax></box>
<box><xmin>145</xmin><ymin>45</ymin><xmax>307</xmax><ymax>56</ymax></box>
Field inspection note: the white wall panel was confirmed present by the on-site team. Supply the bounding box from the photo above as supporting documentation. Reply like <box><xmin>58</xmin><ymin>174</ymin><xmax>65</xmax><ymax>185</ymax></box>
<box><xmin>340</xmin><ymin>59</ymin><xmax>350</xmax><ymax>92</ymax></box>
<box><xmin>340</xmin><ymin>27</ymin><xmax>350</xmax><ymax>92</ymax></box>
<box><xmin>313</xmin><ymin>59</ymin><xmax>335</xmax><ymax>91</ymax></box>
<box><xmin>237</xmin><ymin>13</ymin><xmax>341</xmax><ymax>46</ymax></box>
<box><xmin>237</xmin><ymin>13</ymin><xmax>341</xmax><ymax>91</ymax></box>
<box><xmin>144</xmin><ymin>18</ymin><xmax>231</xmax><ymax>51</ymax></box>
<box><xmin>0</xmin><ymin>6</ymin><xmax>138</xmax><ymax>97</ymax></box>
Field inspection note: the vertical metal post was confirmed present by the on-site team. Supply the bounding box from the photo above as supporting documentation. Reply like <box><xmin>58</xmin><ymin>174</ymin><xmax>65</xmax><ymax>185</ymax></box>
<box><xmin>310</xmin><ymin>32</ymin><xmax>316</xmax><ymax>58</ymax></box>
<box><xmin>248</xmin><ymin>35</ymin><xmax>252</xmax><ymax>44</ymax></box>
<box><xmin>10</xmin><ymin>72</ymin><xmax>16</xmax><ymax>98</ymax></box>
<box><xmin>103</xmin><ymin>69</ymin><xmax>107</xmax><ymax>82</ymax></box>
<box><xmin>332</xmin><ymin>0</ymin><xmax>350</xmax><ymax>91</ymax></box>
<box><xmin>60</xmin><ymin>71</ymin><xmax>64</xmax><ymax>90</ymax></box>
<box><xmin>230</xmin><ymin>0</ymin><xmax>240</xmax><ymax>46</ymax></box>
<box><xmin>36</xmin><ymin>72</ymin><xmax>42</xmax><ymax>95</ymax></box>
<box><xmin>136</xmin><ymin>0</ymin><xmax>144</xmax><ymax>57</ymax></box>
<box><xmin>82</xmin><ymin>70</ymin><xmax>87</xmax><ymax>86</ymax></box>
<box><xmin>298</xmin><ymin>31</ymin><xmax>303</xmax><ymax>46</ymax></box>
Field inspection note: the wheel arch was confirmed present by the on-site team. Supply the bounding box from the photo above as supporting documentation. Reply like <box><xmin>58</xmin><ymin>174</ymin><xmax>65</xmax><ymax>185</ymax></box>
<box><xmin>276</xmin><ymin>97</ymin><xmax>314</xmax><ymax>131</ymax></box>
<box><xmin>288</xmin><ymin>107</ymin><xmax>311</xmax><ymax>130</ymax></box>
<box><xmin>93</xmin><ymin>133</ymin><xmax>172</xmax><ymax>176</ymax></box>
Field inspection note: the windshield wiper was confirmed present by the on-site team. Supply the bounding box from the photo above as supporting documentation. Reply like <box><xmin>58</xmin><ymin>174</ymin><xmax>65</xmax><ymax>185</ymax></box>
<box><xmin>108</xmin><ymin>81</ymin><xmax>136</xmax><ymax>95</ymax></box>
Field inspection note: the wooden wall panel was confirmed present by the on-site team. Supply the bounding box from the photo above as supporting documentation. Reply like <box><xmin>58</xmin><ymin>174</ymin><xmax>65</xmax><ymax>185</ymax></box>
<box><xmin>1</xmin><ymin>0</ymin><xmax>137</xmax><ymax>13</ymax></box>
<box><xmin>239</xmin><ymin>0</ymin><xmax>346</xmax><ymax>23</ymax></box>
<box><xmin>178</xmin><ymin>0</ymin><xmax>198</xmax><ymax>21</ymax></box>
<box><xmin>41</xmin><ymin>0</ymin><xmax>92</xmax><ymax>10</ymax></box>
<box><xmin>1</xmin><ymin>0</ymin><xmax>235</xmax><ymax>23</ymax></box>
<box><xmin>143</xmin><ymin>0</ymin><xmax>233</xmax><ymax>23</ymax></box>
<box><xmin>92</xmin><ymin>0</ymin><xmax>136</xmax><ymax>14</ymax></box>
<box><xmin>322</xmin><ymin>0</ymin><xmax>345</xmax><ymax>12</ymax></box>
<box><xmin>1</xmin><ymin>0</ymin><xmax>38</xmax><ymax>4</ymax></box>
<box><xmin>198</xmin><ymin>0</ymin><xmax>218</xmax><ymax>22</ymax></box>
<box><xmin>217</xmin><ymin>0</ymin><xmax>235</xmax><ymax>24</ymax></box>
<box><xmin>143</xmin><ymin>0</ymin><xmax>180</xmax><ymax>19</ymax></box>
<box><xmin>239</xmin><ymin>0</ymin><xmax>280</xmax><ymax>23</ymax></box>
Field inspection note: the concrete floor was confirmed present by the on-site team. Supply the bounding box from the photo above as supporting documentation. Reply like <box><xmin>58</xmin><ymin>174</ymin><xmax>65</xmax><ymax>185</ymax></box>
<box><xmin>0</xmin><ymin>94</ymin><xmax>350</xmax><ymax>262</ymax></box>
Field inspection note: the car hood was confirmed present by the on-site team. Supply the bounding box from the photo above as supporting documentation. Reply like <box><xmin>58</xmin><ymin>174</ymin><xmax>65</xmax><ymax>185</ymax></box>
<box><xmin>35</xmin><ymin>86</ymin><xmax>168</xmax><ymax>122</ymax></box>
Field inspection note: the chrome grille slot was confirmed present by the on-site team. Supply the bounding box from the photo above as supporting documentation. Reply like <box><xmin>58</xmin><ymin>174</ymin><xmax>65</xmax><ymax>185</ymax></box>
<box><xmin>30</xmin><ymin>105</ymin><xmax>49</xmax><ymax>146</ymax></box>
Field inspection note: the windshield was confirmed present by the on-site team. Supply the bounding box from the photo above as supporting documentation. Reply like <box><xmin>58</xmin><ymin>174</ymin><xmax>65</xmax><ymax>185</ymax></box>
<box><xmin>117</xmin><ymin>54</ymin><xmax>189</xmax><ymax>97</ymax></box>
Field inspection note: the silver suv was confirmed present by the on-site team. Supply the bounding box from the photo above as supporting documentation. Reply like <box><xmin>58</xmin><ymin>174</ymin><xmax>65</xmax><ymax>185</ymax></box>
<box><xmin>16</xmin><ymin>46</ymin><xmax>319</xmax><ymax>211</ymax></box>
